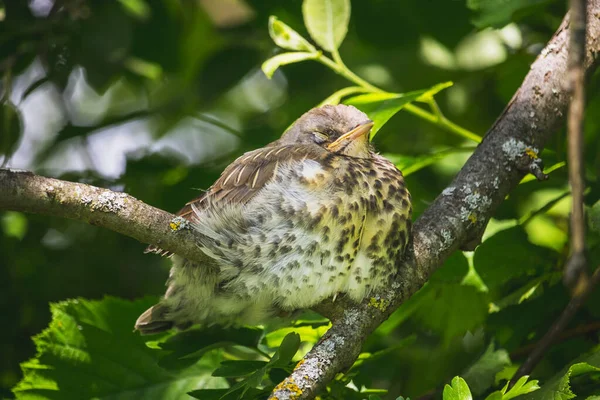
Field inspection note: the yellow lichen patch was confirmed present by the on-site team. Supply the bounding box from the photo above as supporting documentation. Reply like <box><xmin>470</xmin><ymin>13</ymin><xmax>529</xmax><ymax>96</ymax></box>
<box><xmin>525</xmin><ymin>148</ymin><xmax>538</xmax><ymax>159</ymax></box>
<box><xmin>273</xmin><ymin>377</ymin><xmax>302</xmax><ymax>399</ymax></box>
<box><xmin>169</xmin><ymin>221</ymin><xmax>181</xmax><ymax>231</ymax></box>
<box><xmin>294</xmin><ymin>359</ymin><xmax>305</xmax><ymax>370</ymax></box>
<box><xmin>468</xmin><ymin>213</ymin><xmax>478</xmax><ymax>223</ymax></box>
<box><xmin>369</xmin><ymin>297</ymin><xmax>387</xmax><ymax>311</ymax></box>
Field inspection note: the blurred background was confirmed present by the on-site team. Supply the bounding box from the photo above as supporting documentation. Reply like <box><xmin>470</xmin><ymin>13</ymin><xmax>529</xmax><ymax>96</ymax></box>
<box><xmin>1</xmin><ymin>0</ymin><xmax>599</xmax><ymax>398</ymax></box>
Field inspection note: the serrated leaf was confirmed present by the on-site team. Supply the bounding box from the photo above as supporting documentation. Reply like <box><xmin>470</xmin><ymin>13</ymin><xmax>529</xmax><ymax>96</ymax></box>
<box><xmin>344</xmin><ymin>82</ymin><xmax>452</xmax><ymax>137</ymax></box>
<box><xmin>212</xmin><ymin>360</ymin><xmax>268</xmax><ymax>378</ymax></box>
<box><xmin>12</xmin><ymin>297</ymin><xmax>226</xmax><ymax>399</ymax></box>
<box><xmin>261</xmin><ymin>52</ymin><xmax>318</xmax><ymax>78</ymax></box>
<box><xmin>523</xmin><ymin>351</ymin><xmax>600</xmax><ymax>400</ymax></box>
<box><xmin>302</xmin><ymin>0</ymin><xmax>350</xmax><ymax>52</ymax></box>
<box><xmin>268</xmin><ymin>16</ymin><xmax>316</xmax><ymax>52</ymax></box>
<box><xmin>462</xmin><ymin>343</ymin><xmax>511</xmax><ymax>395</ymax></box>
<box><xmin>443</xmin><ymin>377</ymin><xmax>473</xmax><ymax>400</ymax></box>
<box><xmin>0</xmin><ymin>102</ymin><xmax>23</xmax><ymax>165</ymax></box>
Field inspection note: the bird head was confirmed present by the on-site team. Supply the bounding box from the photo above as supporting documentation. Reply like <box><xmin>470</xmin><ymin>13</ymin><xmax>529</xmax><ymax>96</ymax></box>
<box><xmin>281</xmin><ymin>104</ymin><xmax>374</xmax><ymax>158</ymax></box>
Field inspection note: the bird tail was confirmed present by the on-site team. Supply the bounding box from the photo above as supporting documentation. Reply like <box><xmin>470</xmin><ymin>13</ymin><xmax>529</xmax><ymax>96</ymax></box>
<box><xmin>135</xmin><ymin>303</ymin><xmax>174</xmax><ymax>335</ymax></box>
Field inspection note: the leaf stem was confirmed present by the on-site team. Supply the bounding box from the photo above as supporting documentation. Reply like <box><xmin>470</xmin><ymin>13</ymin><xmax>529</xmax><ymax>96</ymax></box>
<box><xmin>315</xmin><ymin>52</ymin><xmax>481</xmax><ymax>143</ymax></box>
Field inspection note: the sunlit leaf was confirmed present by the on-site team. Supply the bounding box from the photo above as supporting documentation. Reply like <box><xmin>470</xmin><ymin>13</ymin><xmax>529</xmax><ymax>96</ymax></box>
<box><xmin>261</xmin><ymin>52</ymin><xmax>319</xmax><ymax>78</ymax></box>
<box><xmin>302</xmin><ymin>0</ymin><xmax>350</xmax><ymax>52</ymax></box>
<box><xmin>1</xmin><ymin>211</ymin><xmax>28</xmax><ymax>240</ymax></box>
<box><xmin>11</xmin><ymin>297</ymin><xmax>226</xmax><ymax>399</ymax></box>
<box><xmin>502</xmin><ymin>375</ymin><xmax>540</xmax><ymax>399</ymax></box>
<box><xmin>385</xmin><ymin>146</ymin><xmax>476</xmax><ymax>177</ymax></box>
<box><xmin>524</xmin><ymin>361</ymin><xmax>596</xmax><ymax>400</ymax></box>
<box><xmin>443</xmin><ymin>377</ymin><xmax>473</xmax><ymax>400</ymax></box>
<box><xmin>345</xmin><ymin>82</ymin><xmax>452</xmax><ymax>137</ymax></box>
<box><xmin>268</xmin><ymin>16</ymin><xmax>316</xmax><ymax>52</ymax></box>
<box><xmin>318</xmin><ymin>86</ymin><xmax>367</xmax><ymax>106</ymax></box>
<box><xmin>519</xmin><ymin>161</ymin><xmax>566</xmax><ymax>184</ymax></box>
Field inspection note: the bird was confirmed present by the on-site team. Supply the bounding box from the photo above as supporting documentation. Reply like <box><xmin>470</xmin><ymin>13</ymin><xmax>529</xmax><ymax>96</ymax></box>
<box><xmin>135</xmin><ymin>104</ymin><xmax>412</xmax><ymax>334</ymax></box>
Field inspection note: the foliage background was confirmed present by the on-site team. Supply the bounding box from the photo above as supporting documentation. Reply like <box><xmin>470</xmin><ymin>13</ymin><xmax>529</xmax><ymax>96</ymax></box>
<box><xmin>1</xmin><ymin>0</ymin><xmax>599</xmax><ymax>399</ymax></box>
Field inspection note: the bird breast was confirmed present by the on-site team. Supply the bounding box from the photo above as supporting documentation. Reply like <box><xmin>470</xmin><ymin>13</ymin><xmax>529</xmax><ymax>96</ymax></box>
<box><xmin>190</xmin><ymin>153</ymin><xmax>411</xmax><ymax>311</ymax></box>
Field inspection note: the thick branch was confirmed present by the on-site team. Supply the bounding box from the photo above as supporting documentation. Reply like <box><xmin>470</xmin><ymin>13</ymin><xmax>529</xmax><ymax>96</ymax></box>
<box><xmin>0</xmin><ymin>169</ymin><xmax>210</xmax><ymax>263</ymax></box>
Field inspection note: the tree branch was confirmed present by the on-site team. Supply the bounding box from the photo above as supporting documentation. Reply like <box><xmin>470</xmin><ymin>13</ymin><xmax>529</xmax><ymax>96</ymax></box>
<box><xmin>0</xmin><ymin>169</ymin><xmax>211</xmax><ymax>264</ymax></box>
<box><xmin>1</xmin><ymin>3</ymin><xmax>600</xmax><ymax>399</ymax></box>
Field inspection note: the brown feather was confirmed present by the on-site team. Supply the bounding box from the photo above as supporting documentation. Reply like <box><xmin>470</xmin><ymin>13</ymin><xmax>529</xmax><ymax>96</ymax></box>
<box><xmin>145</xmin><ymin>144</ymin><xmax>327</xmax><ymax>256</ymax></box>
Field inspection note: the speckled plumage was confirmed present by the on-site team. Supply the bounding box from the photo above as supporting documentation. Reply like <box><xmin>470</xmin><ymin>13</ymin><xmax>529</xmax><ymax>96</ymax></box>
<box><xmin>136</xmin><ymin>105</ymin><xmax>411</xmax><ymax>334</ymax></box>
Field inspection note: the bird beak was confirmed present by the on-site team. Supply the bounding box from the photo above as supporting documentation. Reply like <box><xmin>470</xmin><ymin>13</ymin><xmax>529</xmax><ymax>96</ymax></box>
<box><xmin>327</xmin><ymin>121</ymin><xmax>374</xmax><ymax>151</ymax></box>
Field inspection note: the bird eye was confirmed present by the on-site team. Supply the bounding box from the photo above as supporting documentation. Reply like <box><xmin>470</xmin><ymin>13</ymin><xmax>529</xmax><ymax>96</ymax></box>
<box><xmin>312</xmin><ymin>131</ymin><xmax>328</xmax><ymax>144</ymax></box>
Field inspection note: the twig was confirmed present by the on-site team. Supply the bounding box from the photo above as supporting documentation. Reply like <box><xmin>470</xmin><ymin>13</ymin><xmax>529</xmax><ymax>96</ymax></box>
<box><xmin>511</xmin><ymin>320</ymin><xmax>600</xmax><ymax>359</ymax></box>
<box><xmin>512</xmin><ymin>266</ymin><xmax>600</xmax><ymax>379</ymax></box>
<box><xmin>564</xmin><ymin>0</ymin><xmax>589</xmax><ymax>290</ymax></box>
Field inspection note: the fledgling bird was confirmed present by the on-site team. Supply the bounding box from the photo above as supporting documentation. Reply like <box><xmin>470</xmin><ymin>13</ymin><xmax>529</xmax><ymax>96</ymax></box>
<box><xmin>136</xmin><ymin>104</ymin><xmax>412</xmax><ymax>334</ymax></box>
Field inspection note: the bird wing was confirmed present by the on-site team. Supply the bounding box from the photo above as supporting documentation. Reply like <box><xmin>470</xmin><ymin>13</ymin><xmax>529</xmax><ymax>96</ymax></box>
<box><xmin>145</xmin><ymin>144</ymin><xmax>320</xmax><ymax>256</ymax></box>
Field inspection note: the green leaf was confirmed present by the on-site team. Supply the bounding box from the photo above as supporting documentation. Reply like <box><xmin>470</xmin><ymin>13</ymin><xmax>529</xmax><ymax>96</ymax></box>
<box><xmin>158</xmin><ymin>325</ymin><xmax>263</xmax><ymax>369</ymax></box>
<box><xmin>12</xmin><ymin>297</ymin><xmax>226</xmax><ymax>399</ymax></box>
<box><xmin>410</xmin><ymin>282</ymin><xmax>489</xmax><ymax>344</ymax></box>
<box><xmin>268</xmin><ymin>332</ymin><xmax>300</xmax><ymax>368</ymax></box>
<box><xmin>261</xmin><ymin>52</ymin><xmax>319</xmax><ymax>78</ymax></box>
<box><xmin>1</xmin><ymin>211</ymin><xmax>28</xmax><ymax>240</ymax></box>
<box><xmin>524</xmin><ymin>352</ymin><xmax>600</xmax><ymax>400</ymax></box>
<box><xmin>588</xmin><ymin>199</ymin><xmax>600</xmax><ymax>235</ymax></box>
<box><xmin>385</xmin><ymin>146</ymin><xmax>476</xmax><ymax>177</ymax></box>
<box><xmin>318</xmin><ymin>86</ymin><xmax>367</xmax><ymax>106</ymax></box>
<box><xmin>344</xmin><ymin>82</ymin><xmax>452</xmax><ymax>137</ymax></box>
<box><xmin>212</xmin><ymin>360</ymin><xmax>268</xmax><ymax>378</ymax></box>
<box><xmin>302</xmin><ymin>0</ymin><xmax>350</xmax><ymax>52</ymax></box>
<box><xmin>188</xmin><ymin>387</ymin><xmax>269</xmax><ymax>400</ymax></box>
<box><xmin>462</xmin><ymin>343</ymin><xmax>511</xmax><ymax>395</ymax></box>
<box><xmin>268</xmin><ymin>16</ymin><xmax>316</xmax><ymax>52</ymax></box>
<box><xmin>466</xmin><ymin>0</ymin><xmax>551</xmax><ymax>28</ymax></box>
<box><xmin>443</xmin><ymin>377</ymin><xmax>473</xmax><ymax>400</ymax></box>
<box><xmin>503</xmin><ymin>375</ymin><xmax>539</xmax><ymax>399</ymax></box>
<box><xmin>0</xmin><ymin>102</ymin><xmax>23</xmax><ymax>165</ymax></box>
<box><xmin>473</xmin><ymin>226</ymin><xmax>555</xmax><ymax>290</ymax></box>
